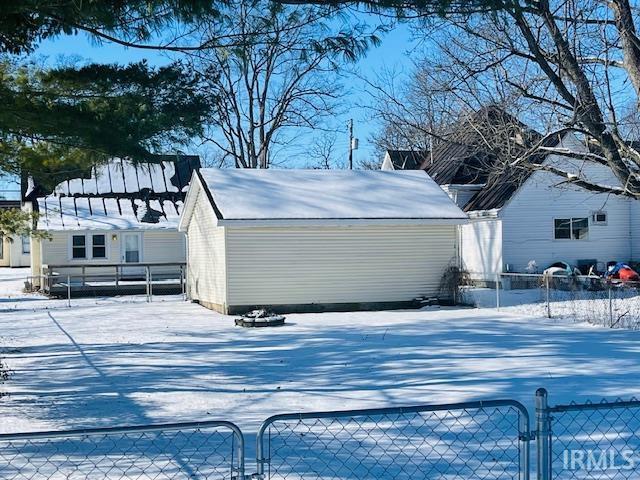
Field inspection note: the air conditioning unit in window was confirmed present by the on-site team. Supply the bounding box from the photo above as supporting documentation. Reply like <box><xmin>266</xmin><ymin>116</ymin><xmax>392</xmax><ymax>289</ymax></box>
<box><xmin>591</xmin><ymin>211</ymin><xmax>607</xmax><ymax>225</ymax></box>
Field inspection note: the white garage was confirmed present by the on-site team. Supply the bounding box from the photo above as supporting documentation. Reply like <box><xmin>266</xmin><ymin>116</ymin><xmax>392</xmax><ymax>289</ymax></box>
<box><xmin>178</xmin><ymin>169</ymin><xmax>467</xmax><ymax>314</ymax></box>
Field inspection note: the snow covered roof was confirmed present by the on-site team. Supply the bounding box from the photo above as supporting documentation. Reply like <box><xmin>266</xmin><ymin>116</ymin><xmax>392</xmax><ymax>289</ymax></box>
<box><xmin>37</xmin><ymin>197</ymin><xmax>183</xmax><ymax>231</ymax></box>
<box><xmin>183</xmin><ymin>169</ymin><xmax>467</xmax><ymax>228</ymax></box>
<box><xmin>33</xmin><ymin>157</ymin><xmax>199</xmax><ymax>231</ymax></box>
<box><xmin>25</xmin><ymin>156</ymin><xmax>199</xmax><ymax>199</ymax></box>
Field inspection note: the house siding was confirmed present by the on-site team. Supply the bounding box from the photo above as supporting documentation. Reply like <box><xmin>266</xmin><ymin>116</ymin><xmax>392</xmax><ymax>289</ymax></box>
<box><xmin>224</xmin><ymin>225</ymin><xmax>457</xmax><ymax>308</ymax></box>
<box><xmin>0</xmin><ymin>234</ymin><xmax>31</xmax><ymax>268</ymax></box>
<box><xmin>35</xmin><ymin>230</ymin><xmax>185</xmax><ymax>274</ymax></box>
<box><xmin>501</xmin><ymin>150</ymin><xmax>633</xmax><ymax>272</ymax></box>
<box><xmin>186</xmin><ymin>188</ymin><xmax>227</xmax><ymax>309</ymax></box>
<box><xmin>0</xmin><ymin>236</ymin><xmax>9</xmax><ymax>267</ymax></box>
<box><xmin>460</xmin><ymin>219</ymin><xmax>503</xmax><ymax>278</ymax></box>
<box><xmin>630</xmin><ymin>201</ymin><xmax>640</xmax><ymax>260</ymax></box>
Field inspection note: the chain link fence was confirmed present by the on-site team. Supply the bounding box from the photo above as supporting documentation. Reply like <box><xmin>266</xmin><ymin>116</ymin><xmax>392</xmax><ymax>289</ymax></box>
<box><xmin>537</xmin><ymin>389</ymin><xmax>640</xmax><ymax>480</ymax></box>
<box><xmin>4</xmin><ymin>391</ymin><xmax>640</xmax><ymax>479</ymax></box>
<box><xmin>256</xmin><ymin>401</ymin><xmax>530</xmax><ymax>480</ymax></box>
<box><xmin>0</xmin><ymin>421</ymin><xmax>244</xmax><ymax>480</ymax></box>
<box><xmin>461</xmin><ymin>273</ymin><xmax>640</xmax><ymax>329</ymax></box>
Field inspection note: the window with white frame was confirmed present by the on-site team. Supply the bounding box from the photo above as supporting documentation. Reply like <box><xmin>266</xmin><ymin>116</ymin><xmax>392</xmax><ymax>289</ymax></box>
<box><xmin>21</xmin><ymin>235</ymin><xmax>30</xmax><ymax>255</ymax></box>
<box><xmin>71</xmin><ymin>234</ymin><xmax>108</xmax><ymax>260</ymax></box>
<box><xmin>71</xmin><ymin>235</ymin><xmax>87</xmax><ymax>259</ymax></box>
<box><xmin>554</xmin><ymin>217</ymin><xmax>589</xmax><ymax>240</ymax></box>
<box><xmin>92</xmin><ymin>234</ymin><xmax>106</xmax><ymax>258</ymax></box>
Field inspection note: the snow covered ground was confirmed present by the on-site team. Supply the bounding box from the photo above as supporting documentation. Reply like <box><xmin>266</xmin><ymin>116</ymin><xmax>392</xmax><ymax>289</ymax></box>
<box><xmin>2</xmin><ymin>266</ymin><xmax>640</xmax><ymax>439</ymax></box>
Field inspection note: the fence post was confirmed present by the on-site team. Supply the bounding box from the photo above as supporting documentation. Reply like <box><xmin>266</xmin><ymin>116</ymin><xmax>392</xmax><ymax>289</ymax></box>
<box><xmin>496</xmin><ymin>273</ymin><xmax>501</xmax><ymax>310</ymax></box>
<box><xmin>149</xmin><ymin>268</ymin><xmax>153</xmax><ymax>301</ymax></box>
<box><xmin>608</xmin><ymin>284</ymin><xmax>613</xmax><ymax>327</ymax></box>
<box><xmin>145</xmin><ymin>266</ymin><xmax>150</xmax><ymax>303</ymax></box>
<box><xmin>545</xmin><ymin>275</ymin><xmax>551</xmax><ymax>319</ymax></box>
<box><xmin>180</xmin><ymin>265</ymin><xmax>186</xmax><ymax>301</ymax></box>
<box><xmin>536</xmin><ymin>388</ymin><xmax>552</xmax><ymax>480</ymax></box>
<box><xmin>67</xmin><ymin>274</ymin><xmax>71</xmax><ymax>308</ymax></box>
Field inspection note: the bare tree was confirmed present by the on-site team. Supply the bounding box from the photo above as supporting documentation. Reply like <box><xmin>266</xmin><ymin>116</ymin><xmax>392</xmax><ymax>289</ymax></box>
<box><xmin>192</xmin><ymin>1</ymin><xmax>378</xmax><ymax>168</ymax></box>
<box><xmin>365</xmin><ymin>65</ymin><xmax>469</xmax><ymax>156</ymax></box>
<box><xmin>403</xmin><ymin>0</ymin><xmax>640</xmax><ymax>196</ymax></box>
<box><xmin>365</xmin><ymin>61</ymin><xmax>534</xmax><ymax>179</ymax></box>
<box><xmin>285</xmin><ymin>0</ymin><xmax>640</xmax><ymax>196</ymax></box>
<box><xmin>307</xmin><ymin>132</ymin><xmax>346</xmax><ymax>169</ymax></box>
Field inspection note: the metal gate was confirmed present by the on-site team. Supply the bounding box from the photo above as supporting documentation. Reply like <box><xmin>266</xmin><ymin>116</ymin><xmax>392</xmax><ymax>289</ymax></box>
<box><xmin>256</xmin><ymin>400</ymin><xmax>530</xmax><ymax>480</ymax></box>
<box><xmin>0</xmin><ymin>420</ymin><xmax>244</xmax><ymax>480</ymax></box>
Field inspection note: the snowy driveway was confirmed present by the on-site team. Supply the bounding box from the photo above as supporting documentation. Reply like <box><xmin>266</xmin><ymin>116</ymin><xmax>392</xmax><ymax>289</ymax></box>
<box><xmin>1</xmin><ymin>268</ymin><xmax>640</xmax><ymax>436</ymax></box>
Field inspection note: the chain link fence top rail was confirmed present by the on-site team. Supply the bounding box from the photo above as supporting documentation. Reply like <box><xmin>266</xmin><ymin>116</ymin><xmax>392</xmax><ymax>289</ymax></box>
<box><xmin>0</xmin><ymin>420</ymin><xmax>244</xmax><ymax>480</ymax></box>
<box><xmin>547</xmin><ymin>397</ymin><xmax>640</xmax><ymax>480</ymax></box>
<box><xmin>462</xmin><ymin>274</ymin><xmax>640</xmax><ymax>330</ymax></box>
<box><xmin>256</xmin><ymin>400</ymin><xmax>530</xmax><ymax>480</ymax></box>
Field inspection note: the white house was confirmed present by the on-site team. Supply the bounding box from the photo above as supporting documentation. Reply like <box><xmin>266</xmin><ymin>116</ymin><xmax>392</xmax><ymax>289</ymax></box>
<box><xmin>26</xmin><ymin>156</ymin><xmax>200</xmax><ymax>286</ymax></box>
<box><xmin>459</xmin><ymin>133</ymin><xmax>640</xmax><ymax>279</ymax></box>
<box><xmin>382</xmin><ymin>120</ymin><xmax>640</xmax><ymax>279</ymax></box>
<box><xmin>0</xmin><ymin>200</ymin><xmax>31</xmax><ymax>268</ymax></box>
<box><xmin>179</xmin><ymin>168</ymin><xmax>468</xmax><ymax>314</ymax></box>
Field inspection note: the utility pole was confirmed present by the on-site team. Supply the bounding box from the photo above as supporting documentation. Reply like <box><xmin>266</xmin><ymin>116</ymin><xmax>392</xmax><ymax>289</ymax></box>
<box><xmin>348</xmin><ymin>119</ymin><xmax>358</xmax><ymax>170</ymax></box>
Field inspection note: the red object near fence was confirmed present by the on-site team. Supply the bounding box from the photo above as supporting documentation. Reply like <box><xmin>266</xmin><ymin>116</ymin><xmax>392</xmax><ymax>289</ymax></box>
<box><xmin>619</xmin><ymin>267</ymin><xmax>640</xmax><ymax>282</ymax></box>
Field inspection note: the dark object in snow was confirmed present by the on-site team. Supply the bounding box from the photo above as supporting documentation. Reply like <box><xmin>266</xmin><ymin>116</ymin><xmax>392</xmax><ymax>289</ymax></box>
<box><xmin>235</xmin><ymin>309</ymin><xmax>285</xmax><ymax>328</ymax></box>
<box><xmin>415</xmin><ymin>297</ymin><xmax>439</xmax><ymax>306</ymax></box>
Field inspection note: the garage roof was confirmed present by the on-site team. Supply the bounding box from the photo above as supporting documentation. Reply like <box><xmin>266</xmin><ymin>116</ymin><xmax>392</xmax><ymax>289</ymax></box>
<box><xmin>186</xmin><ymin>169</ymin><xmax>467</xmax><ymax>227</ymax></box>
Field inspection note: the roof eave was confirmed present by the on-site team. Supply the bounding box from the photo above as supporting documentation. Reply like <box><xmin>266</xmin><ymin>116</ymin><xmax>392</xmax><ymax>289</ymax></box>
<box><xmin>466</xmin><ymin>209</ymin><xmax>501</xmax><ymax>219</ymax></box>
<box><xmin>217</xmin><ymin>217</ymin><xmax>468</xmax><ymax>228</ymax></box>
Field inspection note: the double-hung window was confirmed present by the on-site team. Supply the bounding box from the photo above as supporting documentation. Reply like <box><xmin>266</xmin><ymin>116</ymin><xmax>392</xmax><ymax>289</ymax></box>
<box><xmin>71</xmin><ymin>234</ymin><xmax>107</xmax><ymax>259</ymax></box>
<box><xmin>92</xmin><ymin>234</ymin><xmax>106</xmax><ymax>259</ymax></box>
<box><xmin>554</xmin><ymin>218</ymin><xmax>589</xmax><ymax>240</ymax></box>
<box><xmin>72</xmin><ymin>235</ymin><xmax>86</xmax><ymax>258</ymax></box>
<box><xmin>21</xmin><ymin>235</ymin><xmax>30</xmax><ymax>255</ymax></box>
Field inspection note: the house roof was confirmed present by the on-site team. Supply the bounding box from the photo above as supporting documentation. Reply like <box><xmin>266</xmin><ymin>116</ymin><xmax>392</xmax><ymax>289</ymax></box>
<box><xmin>385</xmin><ymin>150</ymin><xmax>428</xmax><ymax>170</ymax></box>
<box><xmin>0</xmin><ymin>200</ymin><xmax>20</xmax><ymax>209</ymax></box>
<box><xmin>423</xmin><ymin>106</ymin><xmax>538</xmax><ymax>185</ymax></box>
<box><xmin>37</xmin><ymin>197</ymin><xmax>183</xmax><ymax>231</ymax></box>
<box><xmin>380</xmin><ymin>108</ymin><xmax>573</xmax><ymax>212</ymax></box>
<box><xmin>187</xmin><ymin>168</ymin><xmax>467</xmax><ymax>227</ymax></box>
<box><xmin>462</xmin><ymin>132</ymin><xmax>563</xmax><ymax>212</ymax></box>
<box><xmin>33</xmin><ymin>156</ymin><xmax>200</xmax><ymax>231</ymax></box>
<box><xmin>25</xmin><ymin>155</ymin><xmax>200</xmax><ymax>200</ymax></box>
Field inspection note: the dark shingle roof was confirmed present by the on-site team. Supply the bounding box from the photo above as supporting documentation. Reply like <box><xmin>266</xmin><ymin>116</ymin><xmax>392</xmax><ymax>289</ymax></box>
<box><xmin>0</xmin><ymin>200</ymin><xmax>20</xmax><ymax>209</ymax></box>
<box><xmin>423</xmin><ymin>106</ymin><xmax>538</xmax><ymax>186</ymax></box>
<box><xmin>463</xmin><ymin>133</ymin><xmax>563</xmax><ymax>212</ymax></box>
<box><xmin>382</xmin><ymin>107</ymin><xmax>570</xmax><ymax>212</ymax></box>
<box><xmin>385</xmin><ymin>150</ymin><xmax>428</xmax><ymax>170</ymax></box>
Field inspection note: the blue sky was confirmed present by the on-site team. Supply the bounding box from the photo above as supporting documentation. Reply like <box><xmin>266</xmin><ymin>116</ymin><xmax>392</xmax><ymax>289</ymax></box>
<box><xmin>0</xmin><ymin>14</ymin><xmax>420</xmax><ymax>198</ymax></box>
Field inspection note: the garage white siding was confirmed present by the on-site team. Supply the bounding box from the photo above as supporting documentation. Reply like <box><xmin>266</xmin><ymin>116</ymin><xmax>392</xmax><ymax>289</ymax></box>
<box><xmin>142</xmin><ymin>231</ymin><xmax>186</xmax><ymax>263</ymax></box>
<box><xmin>186</xmin><ymin>188</ymin><xmax>227</xmax><ymax>309</ymax></box>
<box><xmin>460</xmin><ymin>219</ymin><xmax>502</xmax><ymax>279</ymax></box>
<box><xmin>224</xmin><ymin>225</ymin><xmax>457</xmax><ymax>307</ymax></box>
